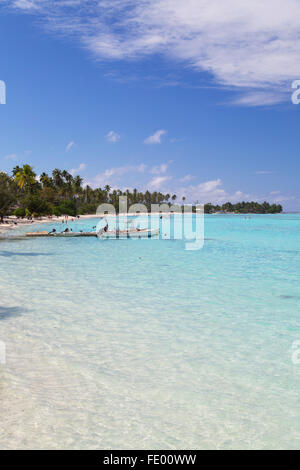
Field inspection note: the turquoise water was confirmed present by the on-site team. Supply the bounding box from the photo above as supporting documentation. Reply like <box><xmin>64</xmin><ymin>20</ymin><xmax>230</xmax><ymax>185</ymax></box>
<box><xmin>0</xmin><ymin>214</ymin><xmax>300</xmax><ymax>449</ymax></box>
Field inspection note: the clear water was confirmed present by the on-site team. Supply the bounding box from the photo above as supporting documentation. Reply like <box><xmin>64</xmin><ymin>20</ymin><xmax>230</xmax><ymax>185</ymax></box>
<box><xmin>0</xmin><ymin>214</ymin><xmax>300</xmax><ymax>450</ymax></box>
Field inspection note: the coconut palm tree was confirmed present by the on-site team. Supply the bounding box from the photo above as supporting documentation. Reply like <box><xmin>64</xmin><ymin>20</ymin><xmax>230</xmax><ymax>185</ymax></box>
<box><xmin>12</xmin><ymin>166</ymin><xmax>22</xmax><ymax>177</ymax></box>
<box><xmin>14</xmin><ymin>164</ymin><xmax>36</xmax><ymax>191</ymax></box>
<box><xmin>40</xmin><ymin>172</ymin><xmax>53</xmax><ymax>188</ymax></box>
<box><xmin>52</xmin><ymin>169</ymin><xmax>64</xmax><ymax>189</ymax></box>
<box><xmin>73</xmin><ymin>175</ymin><xmax>83</xmax><ymax>195</ymax></box>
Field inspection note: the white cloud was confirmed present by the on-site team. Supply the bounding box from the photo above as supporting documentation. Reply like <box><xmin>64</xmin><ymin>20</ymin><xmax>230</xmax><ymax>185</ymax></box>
<box><xmin>86</xmin><ymin>163</ymin><xmax>146</xmax><ymax>188</ymax></box>
<box><xmin>70</xmin><ymin>163</ymin><xmax>87</xmax><ymax>176</ymax></box>
<box><xmin>106</xmin><ymin>130</ymin><xmax>120</xmax><ymax>143</ymax></box>
<box><xmin>228</xmin><ymin>92</ymin><xmax>287</xmax><ymax>107</ymax></box>
<box><xmin>176</xmin><ymin>179</ymin><xmax>252</xmax><ymax>204</ymax></box>
<box><xmin>73</xmin><ymin>161</ymin><xmax>296</xmax><ymax>208</ymax></box>
<box><xmin>180</xmin><ymin>174</ymin><xmax>193</xmax><ymax>182</ymax></box>
<box><xmin>255</xmin><ymin>170</ymin><xmax>274</xmax><ymax>175</ymax></box>
<box><xmin>150</xmin><ymin>163</ymin><xmax>168</xmax><ymax>174</ymax></box>
<box><xmin>66</xmin><ymin>141</ymin><xmax>75</xmax><ymax>152</ymax></box>
<box><xmin>4</xmin><ymin>153</ymin><xmax>17</xmax><ymax>161</ymax></box>
<box><xmin>175</xmin><ymin>179</ymin><xmax>297</xmax><ymax>206</ymax></box>
<box><xmin>86</xmin><ymin>162</ymin><xmax>174</xmax><ymax>190</ymax></box>
<box><xmin>148</xmin><ymin>175</ymin><xmax>172</xmax><ymax>190</ymax></box>
<box><xmin>13</xmin><ymin>0</ymin><xmax>37</xmax><ymax>9</ymax></box>
<box><xmin>144</xmin><ymin>130</ymin><xmax>167</xmax><ymax>144</ymax></box>
<box><xmin>268</xmin><ymin>192</ymin><xmax>295</xmax><ymax>204</ymax></box>
<box><xmin>6</xmin><ymin>0</ymin><xmax>300</xmax><ymax>104</ymax></box>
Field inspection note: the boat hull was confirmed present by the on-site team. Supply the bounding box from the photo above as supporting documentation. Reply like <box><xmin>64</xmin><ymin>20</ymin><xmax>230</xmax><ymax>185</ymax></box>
<box><xmin>98</xmin><ymin>228</ymin><xmax>160</xmax><ymax>239</ymax></box>
<box><xmin>26</xmin><ymin>232</ymin><xmax>97</xmax><ymax>238</ymax></box>
<box><xmin>25</xmin><ymin>228</ymin><xmax>160</xmax><ymax>239</ymax></box>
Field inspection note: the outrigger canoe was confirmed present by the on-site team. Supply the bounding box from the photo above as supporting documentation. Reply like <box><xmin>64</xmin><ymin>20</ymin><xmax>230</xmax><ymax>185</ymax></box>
<box><xmin>25</xmin><ymin>228</ymin><xmax>160</xmax><ymax>238</ymax></box>
<box><xmin>53</xmin><ymin>232</ymin><xmax>97</xmax><ymax>237</ymax></box>
<box><xmin>26</xmin><ymin>231</ymin><xmax>49</xmax><ymax>237</ymax></box>
<box><xmin>26</xmin><ymin>231</ymin><xmax>97</xmax><ymax>238</ymax></box>
<box><xmin>98</xmin><ymin>228</ymin><xmax>160</xmax><ymax>239</ymax></box>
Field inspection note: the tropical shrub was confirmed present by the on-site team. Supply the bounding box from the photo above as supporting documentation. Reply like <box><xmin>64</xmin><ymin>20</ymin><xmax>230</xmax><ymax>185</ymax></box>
<box><xmin>14</xmin><ymin>207</ymin><xmax>26</xmax><ymax>218</ymax></box>
<box><xmin>24</xmin><ymin>194</ymin><xmax>51</xmax><ymax>216</ymax></box>
<box><xmin>56</xmin><ymin>200</ymin><xmax>76</xmax><ymax>216</ymax></box>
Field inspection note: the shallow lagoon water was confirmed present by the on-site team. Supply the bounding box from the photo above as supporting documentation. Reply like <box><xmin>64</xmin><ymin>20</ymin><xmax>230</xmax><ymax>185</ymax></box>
<box><xmin>0</xmin><ymin>214</ymin><xmax>300</xmax><ymax>449</ymax></box>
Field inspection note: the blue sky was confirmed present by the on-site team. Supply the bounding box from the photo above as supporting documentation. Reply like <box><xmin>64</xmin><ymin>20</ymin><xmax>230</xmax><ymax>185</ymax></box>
<box><xmin>0</xmin><ymin>0</ymin><xmax>300</xmax><ymax>210</ymax></box>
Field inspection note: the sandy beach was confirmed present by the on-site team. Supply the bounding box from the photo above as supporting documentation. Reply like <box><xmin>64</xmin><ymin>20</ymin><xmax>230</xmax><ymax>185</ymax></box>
<box><xmin>0</xmin><ymin>214</ymin><xmax>105</xmax><ymax>235</ymax></box>
<box><xmin>0</xmin><ymin>212</ymin><xmax>181</xmax><ymax>236</ymax></box>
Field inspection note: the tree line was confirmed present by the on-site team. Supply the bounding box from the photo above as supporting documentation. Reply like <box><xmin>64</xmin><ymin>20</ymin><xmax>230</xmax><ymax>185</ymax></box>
<box><xmin>0</xmin><ymin>165</ymin><xmax>282</xmax><ymax>217</ymax></box>
<box><xmin>204</xmin><ymin>201</ymin><xmax>282</xmax><ymax>214</ymax></box>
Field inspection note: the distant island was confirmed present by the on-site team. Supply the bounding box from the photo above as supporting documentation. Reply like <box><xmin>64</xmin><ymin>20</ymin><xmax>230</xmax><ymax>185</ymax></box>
<box><xmin>0</xmin><ymin>165</ymin><xmax>282</xmax><ymax>218</ymax></box>
<box><xmin>203</xmin><ymin>202</ymin><xmax>282</xmax><ymax>214</ymax></box>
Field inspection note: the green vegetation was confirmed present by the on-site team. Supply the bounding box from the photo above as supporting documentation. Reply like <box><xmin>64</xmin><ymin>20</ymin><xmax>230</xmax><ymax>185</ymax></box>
<box><xmin>204</xmin><ymin>201</ymin><xmax>283</xmax><ymax>214</ymax></box>
<box><xmin>0</xmin><ymin>172</ymin><xmax>17</xmax><ymax>217</ymax></box>
<box><xmin>0</xmin><ymin>164</ymin><xmax>283</xmax><ymax>217</ymax></box>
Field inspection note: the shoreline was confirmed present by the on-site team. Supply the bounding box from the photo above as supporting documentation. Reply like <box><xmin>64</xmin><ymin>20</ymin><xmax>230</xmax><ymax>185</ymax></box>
<box><xmin>0</xmin><ymin>210</ymin><xmax>289</xmax><ymax>237</ymax></box>
<box><xmin>0</xmin><ymin>215</ymin><xmax>75</xmax><ymax>236</ymax></box>
<box><xmin>0</xmin><ymin>212</ymin><xmax>184</xmax><ymax>237</ymax></box>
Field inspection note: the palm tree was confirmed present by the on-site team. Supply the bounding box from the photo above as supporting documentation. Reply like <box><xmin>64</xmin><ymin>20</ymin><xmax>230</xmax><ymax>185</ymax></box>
<box><xmin>14</xmin><ymin>164</ymin><xmax>36</xmax><ymax>190</ymax></box>
<box><xmin>84</xmin><ymin>185</ymin><xmax>93</xmax><ymax>203</ymax></box>
<box><xmin>73</xmin><ymin>175</ymin><xmax>83</xmax><ymax>195</ymax></box>
<box><xmin>52</xmin><ymin>169</ymin><xmax>64</xmax><ymax>189</ymax></box>
<box><xmin>40</xmin><ymin>172</ymin><xmax>53</xmax><ymax>188</ymax></box>
<box><xmin>133</xmin><ymin>188</ymin><xmax>138</xmax><ymax>203</ymax></box>
<box><xmin>12</xmin><ymin>166</ymin><xmax>22</xmax><ymax>177</ymax></box>
<box><xmin>104</xmin><ymin>185</ymin><xmax>111</xmax><ymax>202</ymax></box>
<box><xmin>61</xmin><ymin>171</ymin><xmax>73</xmax><ymax>199</ymax></box>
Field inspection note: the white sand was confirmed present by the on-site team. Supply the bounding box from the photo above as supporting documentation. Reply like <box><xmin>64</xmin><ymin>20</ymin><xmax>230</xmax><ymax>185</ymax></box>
<box><xmin>0</xmin><ymin>211</ymin><xmax>182</xmax><ymax>236</ymax></box>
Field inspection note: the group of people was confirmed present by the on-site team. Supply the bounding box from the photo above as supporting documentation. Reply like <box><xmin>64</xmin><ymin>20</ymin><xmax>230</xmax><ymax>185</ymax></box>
<box><xmin>61</xmin><ymin>215</ymin><xmax>80</xmax><ymax>224</ymax></box>
<box><xmin>47</xmin><ymin>214</ymin><xmax>82</xmax><ymax>234</ymax></box>
<box><xmin>48</xmin><ymin>227</ymin><xmax>74</xmax><ymax>234</ymax></box>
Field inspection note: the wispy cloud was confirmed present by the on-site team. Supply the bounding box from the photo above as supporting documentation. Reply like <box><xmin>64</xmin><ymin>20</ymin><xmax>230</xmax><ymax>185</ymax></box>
<box><xmin>5</xmin><ymin>0</ymin><xmax>300</xmax><ymax>104</ymax></box>
<box><xmin>177</xmin><ymin>179</ymin><xmax>251</xmax><ymax>205</ymax></box>
<box><xmin>4</xmin><ymin>153</ymin><xmax>17</xmax><ymax>161</ymax></box>
<box><xmin>12</xmin><ymin>0</ymin><xmax>37</xmax><ymax>9</ymax></box>
<box><xmin>255</xmin><ymin>170</ymin><xmax>274</xmax><ymax>175</ymax></box>
<box><xmin>144</xmin><ymin>130</ymin><xmax>167</xmax><ymax>145</ymax></box>
<box><xmin>106</xmin><ymin>130</ymin><xmax>120</xmax><ymax>143</ymax></box>
<box><xmin>66</xmin><ymin>141</ymin><xmax>75</xmax><ymax>152</ymax></box>
<box><xmin>269</xmin><ymin>194</ymin><xmax>296</xmax><ymax>203</ymax></box>
<box><xmin>76</xmin><ymin>160</ymin><xmax>295</xmax><ymax>208</ymax></box>
<box><xmin>86</xmin><ymin>163</ymin><xmax>146</xmax><ymax>188</ymax></box>
<box><xmin>228</xmin><ymin>92</ymin><xmax>287</xmax><ymax>107</ymax></box>
<box><xmin>150</xmin><ymin>163</ymin><xmax>168</xmax><ymax>174</ymax></box>
<box><xmin>148</xmin><ymin>175</ymin><xmax>172</xmax><ymax>190</ymax></box>
<box><xmin>70</xmin><ymin>163</ymin><xmax>87</xmax><ymax>176</ymax></box>
<box><xmin>180</xmin><ymin>174</ymin><xmax>193</xmax><ymax>183</ymax></box>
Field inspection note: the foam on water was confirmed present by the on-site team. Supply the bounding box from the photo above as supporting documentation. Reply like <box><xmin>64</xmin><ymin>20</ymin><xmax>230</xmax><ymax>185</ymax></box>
<box><xmin>0</xmin><ymin>214</ymin><xmax>300</xmax><ymax>449</ymax></box>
